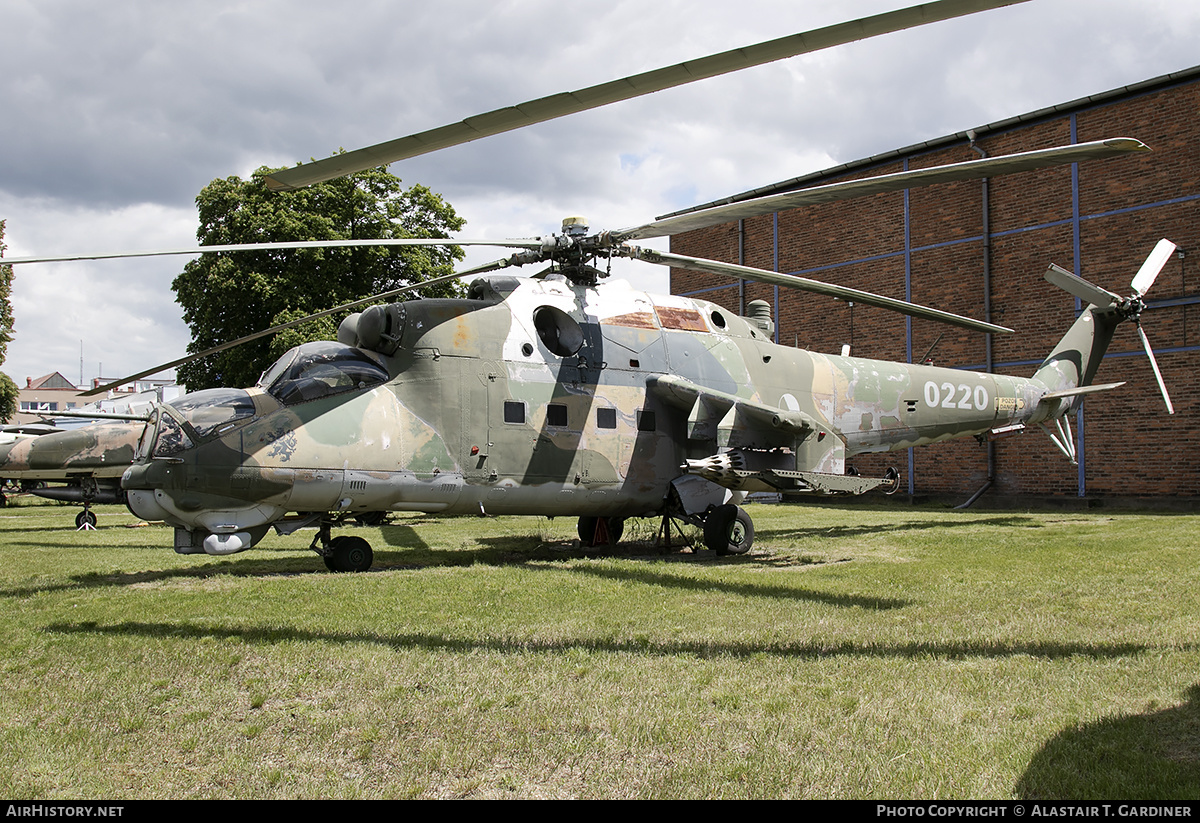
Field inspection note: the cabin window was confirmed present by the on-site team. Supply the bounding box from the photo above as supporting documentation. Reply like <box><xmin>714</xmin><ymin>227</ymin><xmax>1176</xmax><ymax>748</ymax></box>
<box><xmin>637</xmin><ymin>410</ymin><xmax>656</xmax><ymax>432</ymax></box>
<box><xmin>503</xmin><ymin>400</ymin><xmax>526</xmax><ymax>424</ymax></box>
<box><xmin>597</xmin><ymin>407</ymin><xmax>617</xmax><ymax>429</ymax></box>
<box><xmin>546</xmin><ymin>403</ymin><xmax>568</xmax><ymax>427</ymax></box>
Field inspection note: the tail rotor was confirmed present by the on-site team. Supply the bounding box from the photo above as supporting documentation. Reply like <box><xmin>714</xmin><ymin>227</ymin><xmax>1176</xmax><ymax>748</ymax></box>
<box><xmin>1043</xmin><ymin>238</ymin><xmax>1177</xmax><ymax>414</ymax></box>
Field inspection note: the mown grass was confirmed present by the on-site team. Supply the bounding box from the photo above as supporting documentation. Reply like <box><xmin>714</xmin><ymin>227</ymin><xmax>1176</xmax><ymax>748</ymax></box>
<box><xmin>0</xmin><ymin>497</ymin><xmax>1196</xmax><ymax>799</ymax></box>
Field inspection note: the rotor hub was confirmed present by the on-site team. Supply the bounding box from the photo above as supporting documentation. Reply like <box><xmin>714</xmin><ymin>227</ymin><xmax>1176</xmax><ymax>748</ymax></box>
<box><xmin>561</xmin><ymin>216</ymin><xmax>589</xmax><ymax>237</ymax></box>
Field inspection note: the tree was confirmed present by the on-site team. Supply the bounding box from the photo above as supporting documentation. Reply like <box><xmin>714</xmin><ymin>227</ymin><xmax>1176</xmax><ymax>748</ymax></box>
<box><xmin>172</xmin><ymin>161</ymin><xmax>465</xmax><ymax>390</ymax></box>
<box><xmin>0</xmin><ymin>220</ymin><xmax>17</xmax><ymax>422</ymax></box>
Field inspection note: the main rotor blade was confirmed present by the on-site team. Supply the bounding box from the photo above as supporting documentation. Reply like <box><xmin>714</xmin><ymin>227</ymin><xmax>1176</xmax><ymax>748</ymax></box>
<box><xmin>1130</xmin><ymin>238</ymin><xmax>1177</xmax><ymax>297</ymax></box>
<box><xmin>1043</xmin><ymin>264</ymin><xmax>1120</xmax><ymax>308</ymax></box>
<box><xmin>263</xmin><ymin>0</ymin><xmax>1031</xmax><ymax>192</ymax></box>
<box><xmin>38</xmin><ymin>409</ymin><xmax>153</xmax><ymax>423</ymax></box>
<box><xmin>1135</xmin><ymin>322</ymin><xmax>1175</xmax><ymax>415</ymax></box>
<box><xmin>3</xmin><ymin>237</ymin><xmax>541</xmax><ymax>266</ymax></box>
<box><xmin>453</xmin><ymin>256</ymin><xmax>526</xmax><ymax>278</ymax></box>
<box><xmin>625</xmin><ymin>247</ymin><xmax>1012</xmax><ymax>334</ymax></box>
<box><xmin>615</xmin><ymin>139</ymin><xmax>1150</xmax><ymax>242</ymax></box>
<box><xmin>80</xmin><ymin>269</ymin><xmax>471</xmax><ymax>397</ymax></box>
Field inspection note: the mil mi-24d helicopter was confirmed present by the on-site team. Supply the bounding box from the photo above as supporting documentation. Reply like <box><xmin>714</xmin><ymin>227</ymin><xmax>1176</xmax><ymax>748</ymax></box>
<box><xmin>4</xmin><ymin>0</ymin><xmax>1177</xmax><ymax>570</ymax></box>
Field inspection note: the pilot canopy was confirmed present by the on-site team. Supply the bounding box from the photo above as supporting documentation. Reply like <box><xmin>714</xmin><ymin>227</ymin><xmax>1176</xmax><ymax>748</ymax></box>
<box><xmin>257</xmin><ymin>342</ymin><xmax>389</xmax><ymax>406</ymax></box>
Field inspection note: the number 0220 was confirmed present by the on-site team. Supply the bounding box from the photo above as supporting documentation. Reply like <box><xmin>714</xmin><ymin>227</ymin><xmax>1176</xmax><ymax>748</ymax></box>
<box><xmin>923</xmin><ymin>381</ymin><xmax>988</xmax><ymax>411</ymax></box>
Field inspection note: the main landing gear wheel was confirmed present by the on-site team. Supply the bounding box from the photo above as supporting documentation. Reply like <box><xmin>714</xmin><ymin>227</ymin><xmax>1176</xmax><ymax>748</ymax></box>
<box><xmin>324</xmin><ymin>535</ymin><xmax>374</xmax><ymax>572</ymax></box>
<box><xmin>75</xmin><ymin>509</ymin><xmax>97</xmax><ymax>530</ymax></box>
<box><xmin>703</xmin><ymin>504</ymin><xmax>754</xmax><ymax>555</ymax></box>
<box><xmin>882</xmin><ymin>466</ymin><xmax>901</xmax><ymax>495</ymax></box>
<box><xmin>577</xmin><ymin>516</ymin><xmax>625</xmax><ymax>547</ymax></box>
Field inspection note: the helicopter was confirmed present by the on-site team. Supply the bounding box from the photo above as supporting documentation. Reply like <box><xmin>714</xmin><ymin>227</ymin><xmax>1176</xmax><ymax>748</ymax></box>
<box><xmin>0</xmin><ymin>418</ymin><xmax>145</xmax><ymax>528</ymax></box>
<box><xmin>0</xmin><ymin>389</ymin><xmax>173</xmax><ymax>527</ymax></box>
<box><xmin>2</xmin><ymin>0</ymin><xmax>1177</xmax><ymax>570</ymax></box>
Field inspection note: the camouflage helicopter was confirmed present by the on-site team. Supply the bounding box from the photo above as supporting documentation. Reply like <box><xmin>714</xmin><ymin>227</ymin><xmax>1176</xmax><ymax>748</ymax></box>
<box><xmin>0</xmin><ymin>391</ymin><xmax>168</xmax><ymax>527</ymax></box>
<box><xmin>0</xmin><ymin>418</ymin><xmax>145</xmax><ymax>528</ymax></box>
<box><xmin>4</xmin><ymin>0</ymin><xmax>1176</xmax><ymax>570</ymax></box>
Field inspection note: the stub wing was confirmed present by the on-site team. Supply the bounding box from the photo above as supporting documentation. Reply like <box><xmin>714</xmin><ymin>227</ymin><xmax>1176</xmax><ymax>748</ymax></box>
<box><xmin>646</xmin><ymin>375</ymin><xmax>899</xmax><ymax>495</ymax></box>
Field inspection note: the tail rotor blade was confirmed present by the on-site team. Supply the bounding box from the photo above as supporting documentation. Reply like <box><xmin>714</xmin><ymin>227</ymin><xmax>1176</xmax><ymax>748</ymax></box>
<box><xmin>1044</xmin><ymin>264</ymin><xmax>1120</xmax><ymax>307</ymax></box>
<box><xmin>1135</xmin><ymin>322</ymin><xmax>1175</xmax><ymax>415</ymax></box>
<box><xmin>1131</xmin><ymin>238</ymin><xmax>1177</xmax><ymax>297</ymax></box>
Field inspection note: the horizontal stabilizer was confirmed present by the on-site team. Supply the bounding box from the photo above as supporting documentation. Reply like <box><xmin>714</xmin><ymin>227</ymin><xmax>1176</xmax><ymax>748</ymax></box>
<box><xmin>1038</xmin><ymin>382</ymin><xmax>1126</xmax><ymax>401</ymax></box>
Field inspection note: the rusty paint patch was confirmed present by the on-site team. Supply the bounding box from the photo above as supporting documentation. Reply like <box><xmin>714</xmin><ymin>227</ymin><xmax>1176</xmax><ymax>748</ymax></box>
<box><xmin>655</xmin><ymin>306</ymin><xmax>707</xmax><ymax>332</ymax></box>
<box><xmin>606</xmin><ymin>311</ymin><xmax>659</xmax><ymax>329</ymax></box>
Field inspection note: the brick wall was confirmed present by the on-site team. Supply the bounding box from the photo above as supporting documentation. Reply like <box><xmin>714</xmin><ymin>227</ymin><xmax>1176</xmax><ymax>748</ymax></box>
<box><xmin>670</xmin><ymin>72</ymin><xmax>1200</xmax><ymax>500</ymax></box>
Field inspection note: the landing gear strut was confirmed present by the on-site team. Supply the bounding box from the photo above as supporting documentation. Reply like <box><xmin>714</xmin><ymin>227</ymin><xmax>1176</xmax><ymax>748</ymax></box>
<box><xmin>311</xmin><ymin>522</ymin><xmax>374</xmax><ymax>572</ymax></box>
<box><xmin>76</xmin><ymin>477</ymin><xmax>102</xmax><ymax>530</ymax></box>
<box><xmin>75</xmin><ymin>506</ymin><xmax>97</xmax><ymax>530</ymax></box>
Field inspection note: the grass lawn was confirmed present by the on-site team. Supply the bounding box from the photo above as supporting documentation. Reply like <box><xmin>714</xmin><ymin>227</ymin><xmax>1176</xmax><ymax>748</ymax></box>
<box><xmin>0</xmin><ymin>497</ymin><xmax>1196</xmax><ymax>799</ymax></box>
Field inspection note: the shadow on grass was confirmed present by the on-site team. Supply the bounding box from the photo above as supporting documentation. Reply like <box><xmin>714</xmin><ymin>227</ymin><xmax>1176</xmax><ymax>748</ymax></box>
<box><xmin>0</xmin><ymin>522</ymin><xmax>161</xmax><ymax>538</ymax></box>
<box><xmin>0</xmin><ymin>510</ymin><xmax>1088</xmax><ymax>606</ymax></box>
<box><xmin>540</xmin><ymin>562</ymin><xmax>908</xmax><ymax>609</ymax></box>
<box><xmin>1015</xmin><ymin>684</ymin><xmax>1200</xmax><ymax>800</ymax></box>
<box><xmin>377</xmin><ymin>521</ymin><xmax>431</xmax><ymax>550</ymax></box>
<box><xmin>757</xmin><ymin>514</ymin><xmax>1042</xmax><ymax>542</ymax></box>
<box><xmin>376</xmin><ymin>525</ymin><xmax>748</xmax><ymax>567</ymax></box>
<box><xmin>1</xmin><ymin>546</ymin><xmax>903</xmax><ymax>610</ymax></box>
<box><xmin>0</xmin><ymin>520</ymin><xmax>884</xmax><ymax>606</ymax></box>
<box><xmin>45</xmin><ymin>620</ymin><xmax>1192</xmax><ymax>663</ymax></box>
<box><xmin>0</xmin><ymin>552</ymin><xmax>328</xmax><ymax>598</ymax></box>
<box><xmin>370</xmin><ymin>532</ymin><xmax>904</xmax><ymax>607</ymax></box>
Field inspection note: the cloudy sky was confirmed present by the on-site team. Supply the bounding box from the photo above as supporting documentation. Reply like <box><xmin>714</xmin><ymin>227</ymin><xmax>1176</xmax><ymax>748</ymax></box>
<box><xmin>2</xmin><ymin>0</ymin><xmax>1198</xmax><ymax>389</ymax></box>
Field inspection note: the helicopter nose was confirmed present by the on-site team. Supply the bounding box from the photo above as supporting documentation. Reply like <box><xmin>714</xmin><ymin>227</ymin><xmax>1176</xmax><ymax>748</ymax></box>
<box><xmin>125</xmin><ymin>488</ymin><xmax>173</xmax><ymax>523</ymax></box>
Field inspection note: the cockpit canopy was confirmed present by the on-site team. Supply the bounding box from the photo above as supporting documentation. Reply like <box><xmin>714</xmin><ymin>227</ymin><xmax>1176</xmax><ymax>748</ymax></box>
<box><xmin>170</xmin><ymin>388</ymin><xmax>257</xmax><ymax>438</ymax></box>
<box><xmin>151</xmin><ymin>387</ymin><xmax>257</xmax><ymax>456</ymax></box>
<box><xmin>257</xmin><ymin>341</ymin><xmax>390</xmax><ymax>406</ymax></box>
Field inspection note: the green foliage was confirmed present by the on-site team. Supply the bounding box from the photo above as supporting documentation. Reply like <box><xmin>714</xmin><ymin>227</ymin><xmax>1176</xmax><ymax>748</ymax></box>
<box><xmin>265</xmin><ymin>308</ymin><xmax>341</xmax><ymax>365</ymax></box>
<box><xmin>0</xmin><ymin>221</ymin><xmax>17</xmax><ymax>422</ymax></box>
<box><xmin>0</xmin><ymin>371</ymin><xmax>15</xmax><ymax>423</ymax></box>
<box><xmin>0</xmin><ymin>219</ymin><xmax>13</xmax><ymax>366</ymax></box>
<box><xmin>172</xmin><ymin>162</ymin><xmax>465</xmax><ymax>390</ymax></box>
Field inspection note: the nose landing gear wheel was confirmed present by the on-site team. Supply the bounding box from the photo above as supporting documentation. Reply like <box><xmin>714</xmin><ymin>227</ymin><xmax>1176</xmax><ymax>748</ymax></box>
<box><xmin>75</xmin><ymin>509</ymin><xmax>98</xmax><ymax>530</ymax></box>
<box><xmin>703</xmin><ymin>504</ymin><xmax>754</xmax><ymax>555</ymax></box>
<box><xmin>325</xmin><ymin>535</ymin><xmax>374</xmax><ymax>572</ymax></box>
